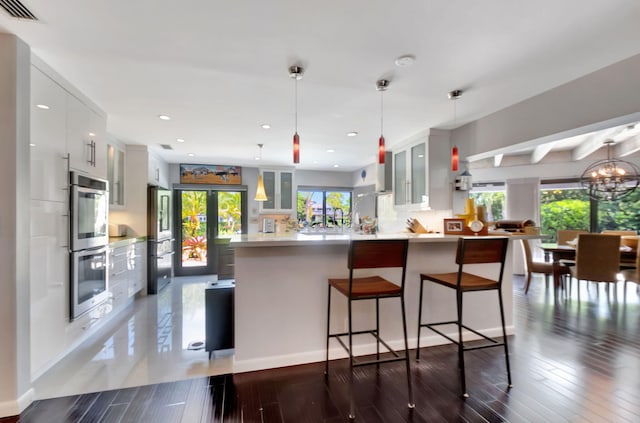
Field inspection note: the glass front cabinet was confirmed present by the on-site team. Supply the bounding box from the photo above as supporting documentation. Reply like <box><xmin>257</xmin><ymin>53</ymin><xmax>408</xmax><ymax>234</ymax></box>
<box><xmin>259</xmin><ymin>169</ymin><xmax>294</xmax><ymax>212</ymax></box>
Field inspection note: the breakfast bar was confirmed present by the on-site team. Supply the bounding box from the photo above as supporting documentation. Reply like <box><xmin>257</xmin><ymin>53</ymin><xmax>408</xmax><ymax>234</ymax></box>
<box><xmin>230</xmin><ymin>233</ymin><xmax>534</xmax><ymax>373</ymax></box>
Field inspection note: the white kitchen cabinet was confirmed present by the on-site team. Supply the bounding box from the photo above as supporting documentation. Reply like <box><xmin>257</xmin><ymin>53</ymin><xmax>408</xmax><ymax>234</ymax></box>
<box><xmin>394</xmin><ymin>142</ymin><xmax>427</xmax><ymax>207</ymax></box>
<box><xmin>259</xmin><ymin>169</ymin><xmax>294</xmax><ymax>213</ymax></box>
<box><xmin>107</xmin><ymin>143</ymin><xmax>126</xmax><ymax>206</ymax></box>
<box><xmin>147</xmin><ymin>151</ymin><xmax>169</xmax><ymax>188</ymax></box>
<box><xmin>109</xmin><ymin>244</ymin><xmax>131</xmax><ymax>311</ymax></box>
<box><xmin>66</xmin><ymin>94</ymin><xmax>107</xmax><ymax>179</ymax></box>
<box><xmin>128</xmin><ymin>241</ymin><xmax>146</xmax><ymax>297</ymax></box>
<box><xmin>30</xmin><ymin>66</ymin><xmax>69</xmax><ymax>203</ymax></box>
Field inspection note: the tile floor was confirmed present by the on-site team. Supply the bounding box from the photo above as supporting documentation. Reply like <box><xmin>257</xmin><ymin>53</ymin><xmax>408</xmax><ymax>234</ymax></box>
<box><xmin>32</xmin><ymin>275</ymin><xmax>234</xmax><ymax>400</ymax></box>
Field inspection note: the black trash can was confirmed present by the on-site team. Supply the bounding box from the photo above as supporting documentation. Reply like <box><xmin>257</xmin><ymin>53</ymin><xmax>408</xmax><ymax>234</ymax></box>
<box><xmin>205</xmin><ymin>280</ymin><xmax>234</xmax><ymax>358</ymax></box>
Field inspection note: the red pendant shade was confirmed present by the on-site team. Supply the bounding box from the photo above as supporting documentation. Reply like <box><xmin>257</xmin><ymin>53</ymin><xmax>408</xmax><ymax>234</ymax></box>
<box><xmin>293</xmin><ymin>132</ymin><xmax>300</xmax><ymax>164</ymax></box>
<box><xmin>451</xmin><ymin>145</ymin><xmax>459</xmax><ymax>171</ymax></box>
<box><xmin>378</xmin><ymin>135</ymin><xmax>386</xmax><ymax>164</ymax></box>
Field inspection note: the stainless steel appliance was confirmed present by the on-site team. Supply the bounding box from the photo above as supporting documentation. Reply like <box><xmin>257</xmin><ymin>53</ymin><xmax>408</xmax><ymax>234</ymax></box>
<box><xmin>69</xmin><ymin>172</ymin><xmax>110</xmax><ymax>320</ymax></box>
<box><xmin>70</xmin><ymin>172</ymin><xmax>109</xmax><ymax>250</ymax></box>
<box><xmin>70</xmin><ymin>245</ymin><xmax>109</xmax><ymax>319</ymax></box>
<box><xmin>148</xmin><ymin>186</ymin><xmax>174</xmax><ymax>294</ymax></box>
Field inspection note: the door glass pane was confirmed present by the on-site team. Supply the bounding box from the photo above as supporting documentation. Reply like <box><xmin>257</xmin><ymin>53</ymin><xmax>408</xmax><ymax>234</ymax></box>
<box><xmin>298</xmin><ymin>190</ymin><xmax>324</xmax><ymax>229</ymax></box>
<box><xmin>181</xmin><ymin>190</ymin><xmax>208</xmax><ymax>267</ymax></box>
<box><xmin>217</xmin><ymin>191</ymin><xmax>242</xmax><ymax>238</ymax></box>
<box><xmin>539</xmin><ymin>185</ymin><xmax>589</xmax><ymax>243</ymax></box>
<box><xmin>411</xmin><ymin>143</ymin><xmax>426</xmax><ymax>204</ymax></box>
<box><xmin>394</xmin><ymin>151</ymin><xmax>406</xmax><ymax>205</ymax></box>
<box><xmin>597</xmin><ymin>188</ymin><xmax>640</xmax><ymax>232</ymax></box>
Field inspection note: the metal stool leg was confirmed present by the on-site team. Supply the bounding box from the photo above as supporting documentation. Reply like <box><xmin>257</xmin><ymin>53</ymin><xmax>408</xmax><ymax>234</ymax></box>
<box><xmin>376</xmin><ymin>297</ymin><xmax>380</xmax><ymax>364</ymax></box>
<box><xmin>325</xmin><ymin>284</ymin><xmax>332</xmax><ymax>377</ymax></box>
<box><xmin>401</xmin><ymin>294</ymin><xmax>415</xmax><ymax>409</ymax></box>
<box><xmin>348</xmin><ymin>296</ymin><xmax>355</xmax><ymax>420</ymax></box>
<box><xmin>498</xmin><ymin>287</ymin><xmax>512</xmax><ymax>388</ymax></box>
<box><xmin>416</xmin><ymin>278</ymin><xmax>425</xmax><ymax>361</ymax></box>
<box><xmin>457</xmin><ymin>290</ymin><xmax>468</xmax><ymax>398</ymax></box>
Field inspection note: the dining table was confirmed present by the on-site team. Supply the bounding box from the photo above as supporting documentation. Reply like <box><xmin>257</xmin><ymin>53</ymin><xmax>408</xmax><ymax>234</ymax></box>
<box><xmin>539</xmin><ymin>242</ymin><xmax>636</xmax><ymax>289</ymax></box>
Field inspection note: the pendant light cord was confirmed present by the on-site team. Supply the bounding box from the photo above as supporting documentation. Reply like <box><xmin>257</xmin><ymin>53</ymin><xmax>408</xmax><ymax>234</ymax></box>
<box><xmin>294</xmin><ymin>77</ymin><xmax>298</xmax><ymax>132</ymax></box>
<box><xmin>380</xmin><ymin>88</ymin><xmax>384</xmax><ymax>135</ymax></box>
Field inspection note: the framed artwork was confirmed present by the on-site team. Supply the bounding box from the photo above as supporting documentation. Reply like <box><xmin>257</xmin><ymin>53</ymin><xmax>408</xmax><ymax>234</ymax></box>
<box><xmin>179</xmin><ymin>164</ymin><xmax>242</xmax><ymax>184</ymax></box>
<box><xmin>444</xmin><ymin>218</ymin><xmax>465</xmax><ymax>234</ymax></box>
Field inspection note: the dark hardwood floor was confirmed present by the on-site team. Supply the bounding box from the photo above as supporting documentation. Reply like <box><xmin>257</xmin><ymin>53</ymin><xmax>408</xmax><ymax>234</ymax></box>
<box><xmin>6</xmin><ymin>276</ymin><xmax>640</xmax><ymax>422</ymax></box>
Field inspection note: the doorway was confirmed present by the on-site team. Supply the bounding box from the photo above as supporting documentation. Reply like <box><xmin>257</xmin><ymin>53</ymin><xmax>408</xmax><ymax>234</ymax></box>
<box><xmin>174</xmin><ymin>188</ymin><xmax>247</xmax><ymax>276</ymax></box>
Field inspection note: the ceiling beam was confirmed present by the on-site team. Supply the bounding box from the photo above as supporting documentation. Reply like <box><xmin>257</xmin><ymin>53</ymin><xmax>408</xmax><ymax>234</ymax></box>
<box><xmin>531</xmin><ymin>143</ymin><xmax>554</xmax><ymax>164</ymax></box>
<box><xmin>615</xmin><ymin>134</ymin><xmax>640</xmax><ymax>157</ymax></box>
<box><xmin>494</xmin><ymin>154</ymin><xmax>504</xmax><ymax>167</ymax></box>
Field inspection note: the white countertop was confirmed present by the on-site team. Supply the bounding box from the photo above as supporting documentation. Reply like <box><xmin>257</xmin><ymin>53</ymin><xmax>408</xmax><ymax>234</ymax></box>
<box><xmin>229</xmin><ymin>231</ymin><xmax>538</xmax><ymax>247</ymax></box>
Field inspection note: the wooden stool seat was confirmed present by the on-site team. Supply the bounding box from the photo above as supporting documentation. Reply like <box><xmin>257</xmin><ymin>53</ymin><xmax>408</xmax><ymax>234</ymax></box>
<box><xmin>420</xmin><ymin>272</ymin><xmax>499</xmax><ymax>291</ymax></box>
<box><xmin>328</xmin><ymin>276</ymin><xmax>401</xmax><ymax>298</ymax></box>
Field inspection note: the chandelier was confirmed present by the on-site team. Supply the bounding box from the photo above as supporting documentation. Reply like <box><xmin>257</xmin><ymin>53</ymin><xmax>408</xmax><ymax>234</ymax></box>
<box><xmin>580</xmin><ymin>140</ymin><xmax>640</xmax><ymax>201</ymax></box>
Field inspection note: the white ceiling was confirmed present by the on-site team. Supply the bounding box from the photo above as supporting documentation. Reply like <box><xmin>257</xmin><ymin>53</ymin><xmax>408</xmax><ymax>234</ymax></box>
<box><xmin>2</xmin><ymin>0</ymin><xmax>640</xmax><ymax>172</ymax></box>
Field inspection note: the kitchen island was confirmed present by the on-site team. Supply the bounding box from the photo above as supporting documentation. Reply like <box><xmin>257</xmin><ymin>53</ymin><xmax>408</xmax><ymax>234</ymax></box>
<box><xmin>230</xmin><ymin>232</ymin><xmax>534</xmax><ymax>373</ymax></box>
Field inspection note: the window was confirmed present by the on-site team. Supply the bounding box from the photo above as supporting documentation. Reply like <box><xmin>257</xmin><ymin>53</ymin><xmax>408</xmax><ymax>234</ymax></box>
<box><xmin>297</xmin><ymin>189</ymin><xmax>352</xmax><ymax>229</ymax></box>
<box><xmin>539</xmin><ymin>179</ymin><xmax>640</xmax><ymax>242</ymax></box>
<box><xmin>470</xmin><ymin>182</ymin><xmax>506</xmax><ymax>222</ymax></box>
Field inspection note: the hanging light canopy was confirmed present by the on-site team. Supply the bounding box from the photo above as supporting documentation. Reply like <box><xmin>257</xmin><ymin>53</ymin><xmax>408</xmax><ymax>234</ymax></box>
<box><xmin>289</xmin><ymin>65</ymin><xmax>304</xmax><ymax>164</ymax></box>
<box><xmin>580</xmin><ymin>140</ymin><xmax>640</xmax><ymax>201</ymax></box>
<box><xmin>448</xmin><ymin>89</ymin><xmax>463</xmax><ymax>172</ymax></box>
<box><xmin>376</xmin><ymin>79</ymin><xmax>389</xmax><ymax>164</ymax></box>
<box><xmin>254</xmin><ymin>144</ymin><xmax>267</xmax><ymax>201</ymax></box>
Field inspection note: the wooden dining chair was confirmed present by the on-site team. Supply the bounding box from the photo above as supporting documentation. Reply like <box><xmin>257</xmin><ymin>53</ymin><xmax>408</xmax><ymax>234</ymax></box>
<box><xmin>601</xmin><ymin>230</ymin><xmax>637</xmax><ymax>236</ymax></box>
<box><xmin>326</xmin><ymin>239</ymin><xmax>414</xmax><ymax>419</ymax></box>
<box><xmin>557</xmin><ymin>229</ymin><xmax>588</xmax><ymax>246</ymax></box>
<box><xmin>569</xmin><ymin>234</ymin><xmax>621</xmax><ymax>299</ymax></box>
<box><xmin>602</xmin><ymin>231</ymin><xmax>637</xmax><ymax>269</ymax></box>
<box><xmin>619</xmin><ymin>248</ymin><xmax>640</xmax><ymax>298</ymax></box>
<box><xmin>521</xmin><ymin>239</ymin><xmax>570</xmax><ymax>294</ymax></box>
<box><xmin>416</xmin><ymin>237</ymin><xmax>511</xmax><ymax>398</ymax></box>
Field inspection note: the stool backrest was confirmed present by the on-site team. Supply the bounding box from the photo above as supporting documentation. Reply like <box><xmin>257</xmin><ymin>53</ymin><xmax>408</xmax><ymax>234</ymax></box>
<box><xmin>455</xmin><ymin>237</ymin><xmax>509</xmax><ymax>265</ymax></box>
<box><xmin>349</xmin><ymin>239</ymin><xmax>409</xmax><ymax>270</ymax></box>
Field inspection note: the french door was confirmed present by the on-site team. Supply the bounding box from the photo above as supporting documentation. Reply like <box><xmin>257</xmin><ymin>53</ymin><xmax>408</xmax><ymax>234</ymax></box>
<box><xmin>174</xmin><ymin>188</ymin><xmax>246</xmax><ymax>276</ymax></box>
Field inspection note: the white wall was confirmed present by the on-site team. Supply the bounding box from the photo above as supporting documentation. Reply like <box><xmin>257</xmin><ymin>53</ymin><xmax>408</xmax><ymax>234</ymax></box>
<box><xmin>0</xmin><ymin>33</ymin><xmax>33</xmax><ymax>416</ymax></box>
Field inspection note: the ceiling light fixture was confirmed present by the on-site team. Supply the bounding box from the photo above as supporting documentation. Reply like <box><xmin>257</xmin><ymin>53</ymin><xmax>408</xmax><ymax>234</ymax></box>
<box><xmin>376</xmin><ymin>79</ymin><xmax>389</xmax><ymax>164</ymax></box>
<box><xmin>176</xmin><ymin>138</ymin><xmax>185</xmax><ymax>143</ymax></box>
<box><xmin>187</xmin><ymin>153</ymin><xmax>195</xmax><ymax>157</ymax></box>
<box><xmin>580</xmin><ymin>140</ymin><xmax>640</xmax><ymax>201</ymax></box>
<box><xmin>289</xmin><ymin>65</ymin><xmax>304</xmax><ymax>164</ymax></box>
<box><xmin>261</xmin><ymin>124</ymin><xmax>271</xmax><ymax>129</ymax></box>
<box><xmin>158</xmin><ymin>114</ymin><xmax>171</xmax><ymax>120</ymax></box>
<box><xmin>36</xmin><ymin>104</ymin><xmax>49</xmax><ymax>109</ymax></box>
<box><xmin>448</xmin><ymin>89</ymin><xmax>463</xmax><ymax>171</ymax></box>
<box><xmin>255</xmin><ymin>144</ymin><xmax>268</xmax><ymax>201</ymax></box>
<box><xmin>347</xmin><ymin>131</ymin><xmax>358</xmax><ymax>137</ymax></box>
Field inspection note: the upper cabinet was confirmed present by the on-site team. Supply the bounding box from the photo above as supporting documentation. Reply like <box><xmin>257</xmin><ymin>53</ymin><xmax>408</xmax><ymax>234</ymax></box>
<box><xmin>394</xmin><ymin>143</ymin><xmax>427</xmax><ymax>207</ymax></box>
<box><xmin>107</xmin><ymin>143</ymin><xmax>126</xmax><ymax>206</ymax></box>
<box><xmin>30</xmin><ymin>67</ymin><xmax>68</xmax><ymax>203</ymax></box>
<box><xmin>147</xmin><ymin>151</ymin><xmax>169</xmax><ymax>188</ymax></box>
<box><xmin>393</xmin><ymin>131</ymin><xmax>451</xmax><ymax>211</ymax></box>
<box><xmin>259</xmin><ymin>169</ymin><xmax>294</xmax><ymax>213</ymax></box>
<box><xmin>66</xmin><ymin>95</ymin><xmax>107</xmax><ymax>178</ymax></box>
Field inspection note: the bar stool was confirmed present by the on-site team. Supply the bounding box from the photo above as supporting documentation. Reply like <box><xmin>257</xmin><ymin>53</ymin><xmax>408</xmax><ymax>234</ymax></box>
<box><xmin>326</xmin><ymin>238</ymin><xmax>414</xmax><ymax>420</ymax></box>
<box><xmin>416</xmin><ymin>236</ymin><xmax>511</xmax><ymax>398</ymax></box>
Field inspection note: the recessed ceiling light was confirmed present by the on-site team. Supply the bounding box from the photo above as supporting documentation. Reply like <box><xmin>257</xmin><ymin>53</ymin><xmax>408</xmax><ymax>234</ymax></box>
<box><xmin>187</xmin><ymin>153</ymin><xmax>195</xmax><ymax>157</ymax></box>
<box><xmin>327</xmin><ymin>149</ymin><xmax>335</xmax><ymax>153</ymax></box>
<box><xmin>29</xmin><ymin>143</ymin><xmax>36</xmax><ymax>147</ymax></box>
<box><xmin>88</xmin><ymin>132</ymin><xmax>95</xmax><ymax>137</ymax></box>
<box><xmin>158</xmin><ymin>114</ymin><xmax>171</xmax><ymax>120</ymax></box>
<box><xmin>261</xmin><ymin>124</ymin><xmax>271</xmax><ymax>129</ymax></box>
<box><xmin>36</xmin><ymin>104</ymin><xmax>49</xmax><ymax>109</ymax></box>
<box><xmin>395</xmin><ymin>54</ymin><xmax>416</xmax><ymax>67</ymax></box>
<box><xmin>418</xmin><ymin>154</ymin><xmax>424</xmax><ymax>158</ymax></box>
<box><xmin>347</xmin><ymin>132</ymin><xmax>358</xmax><ymax>137</ymax></box>
<box><xmin>176</xmin><ymin>138</ymin><xmax>185</xmax><ymax>143</ymax></box>
<box><xmin>333</xmin><ymin>164</ymin><xmax>339</xmax><ymax>168</ymax></box>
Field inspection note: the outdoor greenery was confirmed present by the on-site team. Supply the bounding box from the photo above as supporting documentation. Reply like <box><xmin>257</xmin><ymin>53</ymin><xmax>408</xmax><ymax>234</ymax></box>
<box><xmin>217</xmin><ymin>191</ymin><xmax>242</xmax><ymax>236</ymax></box>
<box><xmin>181</xmin><ymin>191</ymin><xmax>207</xmax><ymax>262</ymax></box>
<box><xmin>469</xmin><ymin>192</ymin><xmax>505</xmax><ymax>222</ymax></box>
<box><xmin>297</xmin><ymin>190</ymin><xmax>351</xmax><ymax>227</ymax></box>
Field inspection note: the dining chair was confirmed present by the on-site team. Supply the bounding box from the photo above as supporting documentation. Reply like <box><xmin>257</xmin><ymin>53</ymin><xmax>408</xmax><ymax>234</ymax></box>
<box><xmin>569</xmin><ymin>234</ymin><xmax>621</xmax><ymax>299</ymax></box>
<box><xmin>326</xmin><ymin>239</ymin><xmax>414</xmax><ymax>419</ymax></box>
<box><xmin>602</xmin><ymin>231</ymin><xmax>637</xmax><ymax>269</ymax></box>
<box><xmin>557</xmin><ymin>229</ymin><xmax>589</xmax><ymax>246</ymax></box>
<box><xmin>601</xmin><ymin>230</ymin><xmax>637</xmax><ymax>236</ymax></box>
<box><xmin>521</xmin><ymin>239</ymin><xmax>570</xmax><ymax>294</ymax></box>
<box><xmin>619</xmin><ymin>248</ymin><xmax>640</xmax><ymax>298</ymax></box>
<box><xmin>416</xmin><ymin>237</ymin><xmax>510</xmax><ymax>398</ymax></box>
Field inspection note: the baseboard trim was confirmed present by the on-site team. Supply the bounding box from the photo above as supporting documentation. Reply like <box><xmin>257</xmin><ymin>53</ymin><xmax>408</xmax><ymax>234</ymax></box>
<box><xmin>0</xmin><ymin>387</ymin><xmax>34</xmax><ymax>418</ymax></box>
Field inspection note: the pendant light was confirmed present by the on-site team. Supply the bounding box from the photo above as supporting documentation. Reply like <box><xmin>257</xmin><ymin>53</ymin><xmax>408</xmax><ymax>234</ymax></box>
<box><xmin>289</xmin><ymin>65</ymin><xmax>304</xmax><ymax>164</ymax></box>
<box><xmin>448</xmin><ymin>89</ymin><xmax>463</xmax><ymax>172</ymax></box>
<box><xmin>376</xmin><ymin>79</ymin><xmax>389</xmax><ymax>164</ymax></box>
<box><xmin>254</xmin><ymin>144</ymin><xmax>267</xmax><ymax>201</ymax></box>
<box><xmin>580</xmin><ymin>139</ymin><xmax>640</xmax><ymax>201</ymax></box>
